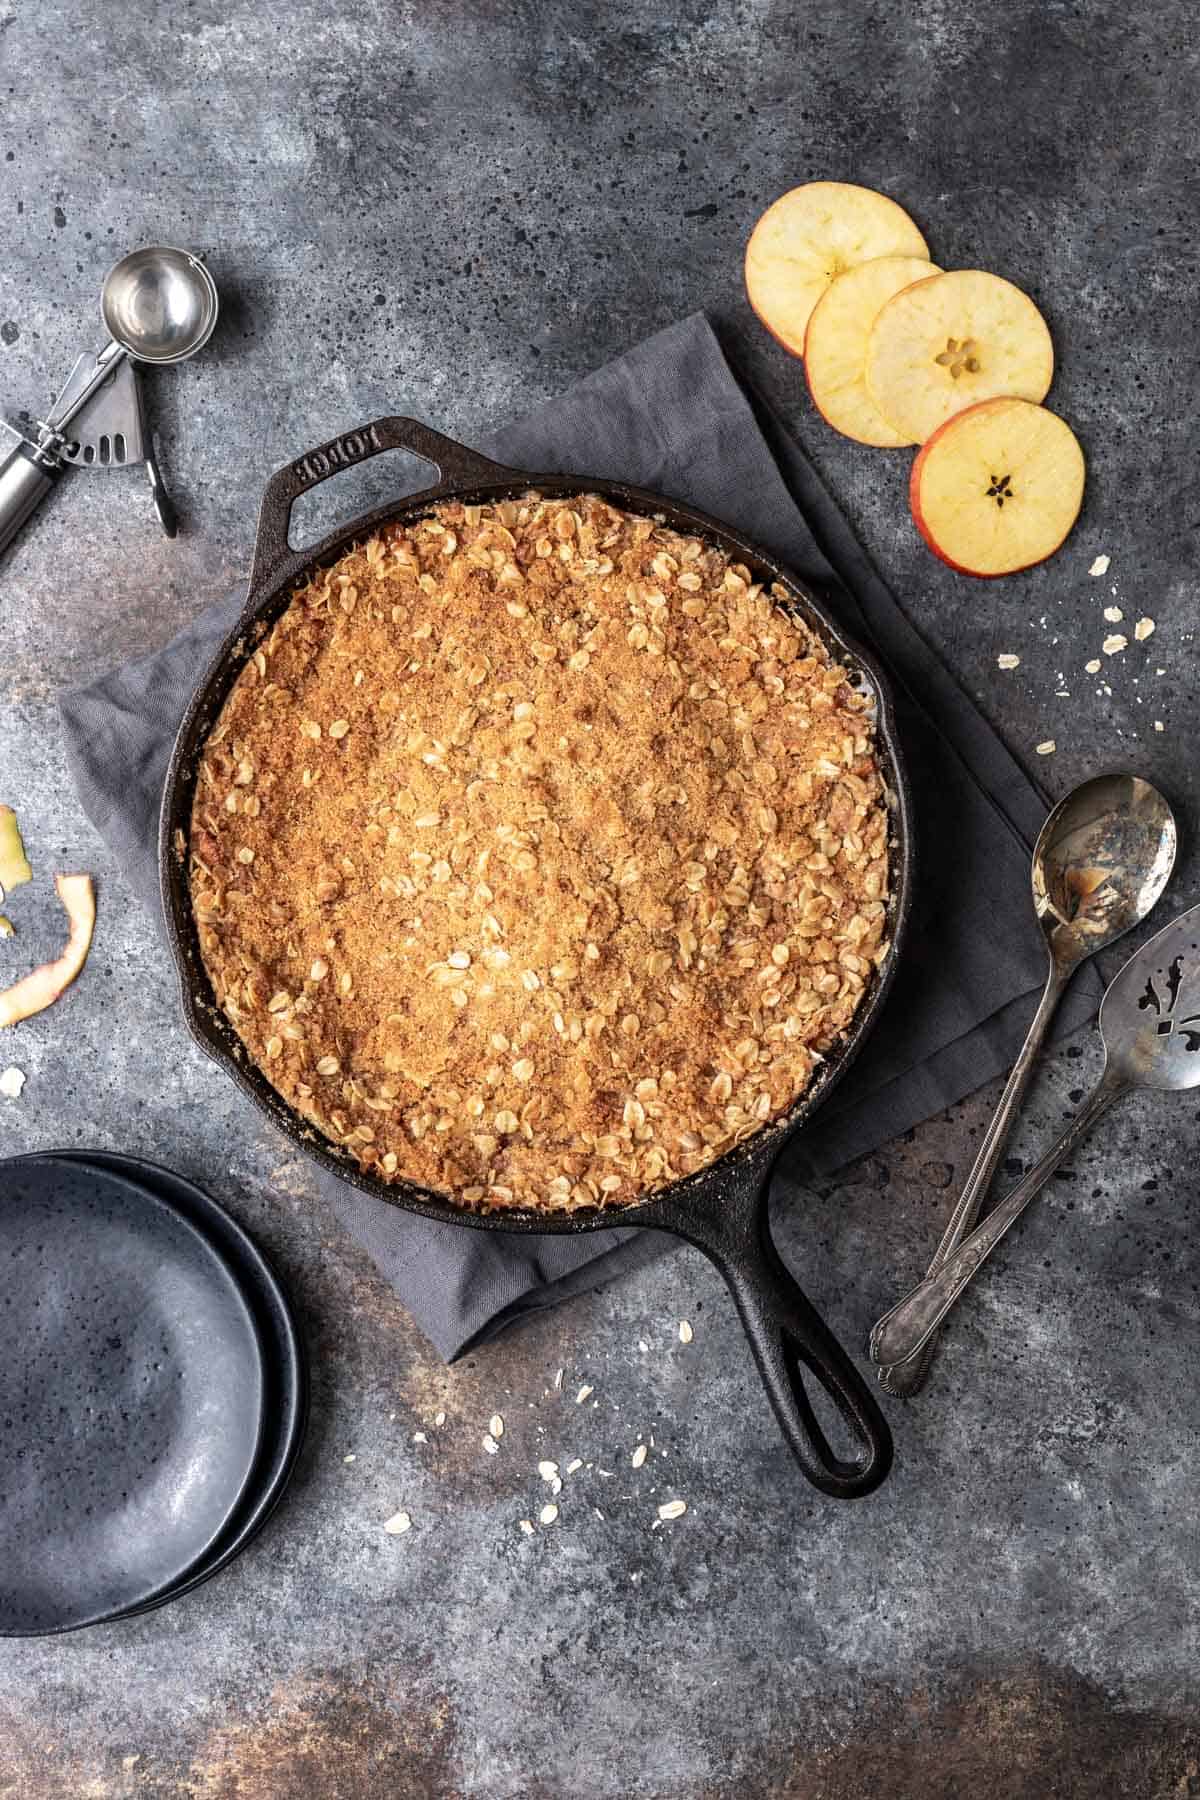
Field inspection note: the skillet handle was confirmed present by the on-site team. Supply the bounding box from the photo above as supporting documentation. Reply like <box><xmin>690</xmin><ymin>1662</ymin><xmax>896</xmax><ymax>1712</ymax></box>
<box><xmin>657</xmin><ymin>1152</ymin><xmax>892</xmax><ymax>1498</ymax></box>
<box><xmin>247</xmin><ymin>416</ymin><xmax>520</xmax><ymax>599</ymax></box>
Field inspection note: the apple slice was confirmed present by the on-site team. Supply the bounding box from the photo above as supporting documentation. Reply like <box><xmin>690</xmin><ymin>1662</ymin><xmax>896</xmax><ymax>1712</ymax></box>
<box><xmin>745</xmin><ymin>183</ymin><xmax>930</xmax><ymax>356</ymax></box>
<box><xmin>865</xmin><ymin>269</ymin><xmax>1054</xmax><ymax>444</ymax></box>
<box><xmin>0</xmin><ymin>873</ymin><xmax>95</xmax><ymax>1027</ymax></box>
<box><xmin>910</xmin><ymin>398</ymin><xmax>1085</xmax><ymax>577</ymax></box>
<box><xmin>0</xmin><ymin>804</ymin><xmax>32</xmax><ymax>898</ymax></box>
<box><xmin>805</xmin><ymin>256</ymin><xmax>943</xmax><ymax>444</ymax></box>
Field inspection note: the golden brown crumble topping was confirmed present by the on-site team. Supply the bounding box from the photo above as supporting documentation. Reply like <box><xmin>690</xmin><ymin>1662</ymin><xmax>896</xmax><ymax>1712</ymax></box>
<box><xmin>187</xmin><ymin>492</ymin><xmax>890</xmax><ymax>1213</ymax></box>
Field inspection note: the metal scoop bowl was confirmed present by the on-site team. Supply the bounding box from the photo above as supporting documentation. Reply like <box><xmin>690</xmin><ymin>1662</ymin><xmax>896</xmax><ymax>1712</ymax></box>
<box><xmin>101</xmin><ymin>246</ymin><xmax>218</xmax><ymax>365</ymax></box>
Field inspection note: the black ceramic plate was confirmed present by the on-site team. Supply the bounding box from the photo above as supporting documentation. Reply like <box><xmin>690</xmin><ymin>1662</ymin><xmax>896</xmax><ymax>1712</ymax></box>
<box><xmin>0</xmin><ymin>1155</ymin><xmax>266</xmax><ymax>1634</ymax></box>
<box><xmin>47</xmin><ymin>1152</ymin><xmax>307</xmax><ymax>1623</ymax></box>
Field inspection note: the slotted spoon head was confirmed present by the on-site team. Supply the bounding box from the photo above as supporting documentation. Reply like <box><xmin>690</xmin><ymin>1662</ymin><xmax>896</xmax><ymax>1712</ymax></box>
<box><xmin>1102</xmin><ymin>903</ymin><xmax>1200</xmax><ymax>1091</ymax></box>
<box><xmin>59</xmin><ymin>357</ymin><xmax>145</xmax><ymax>469</ymax></box>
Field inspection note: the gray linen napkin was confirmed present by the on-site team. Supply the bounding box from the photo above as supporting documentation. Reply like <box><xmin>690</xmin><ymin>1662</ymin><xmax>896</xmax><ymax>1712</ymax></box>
<box><xmin>60</xmin><ymin>312</ymin><xmax>1100</xmax><ymax>1359</ymax></box>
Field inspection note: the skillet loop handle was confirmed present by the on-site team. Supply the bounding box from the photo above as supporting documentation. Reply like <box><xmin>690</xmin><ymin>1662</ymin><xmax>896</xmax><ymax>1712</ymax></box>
<box><xmin>667</xmin><ymin>1161</ymin><xmax>892</xmax><ymax>1499</ymax></box>
<box><xmin>730</xmin><ymin>1224</ymin><xmax>892</xmax><ymax>1498</ymax></box>
<box><xmin>247</xmin><ymin>416</ymin><xmax>519</xmax><ymax>599</ymax></box>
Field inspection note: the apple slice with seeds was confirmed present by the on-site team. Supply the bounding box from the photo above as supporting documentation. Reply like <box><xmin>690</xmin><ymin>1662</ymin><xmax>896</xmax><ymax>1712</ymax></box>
<box><xmin>910</xmin><ymin>397</ymin><xmax>1085</xmax><ymax>578</ymax></box>
<box><xmin>805</xmin><ymin>255</ymin><xmax>943</xmax><ymax>444</ymax></box>
<box><xmin>866</xmin><ymin>269</ymin><xmax>1054</xmax><ymax>444</ymax></box>
<box><xmin>745</xmin><ymin>182</ymin><xmax>929</xmax><ymax>356</ymax></box>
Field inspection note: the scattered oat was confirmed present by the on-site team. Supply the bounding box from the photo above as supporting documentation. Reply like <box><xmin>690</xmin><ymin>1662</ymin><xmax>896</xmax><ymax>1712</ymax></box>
<box><xmin>565</xmin><ymin>1457</ymin><xmax>583</xmax><ymax>1474</ymax></box>
<box><xmin>1089</xmin><ymin>555</ymin><xmax>1110</xmax><ymax>577</ymax></box>
<box><xmin>482</xmin><ymin>1433</ymin><xmax>500</xmax><ymax>1455</ymax></box>
<box><xmin>553</xmin><ymin>1368</ymin><xmax>564</xmax><ymax>1390</ymax></box>
<box><xmin>1084</xmin><ymin>659</ymin><xmax>1101</xmax><ymax>674</ymax></box>
<box><xmin>489</xmin><ymin>1413</ymin><xmax>504</xmax><ymax>1439</ymax></box>
<box><xmin>519</xmin><ymin>1519</ymin><xmax>534</xmax><ymax>1536</ymax></box>
<box><xmin>0</xmin><ymin>1066</ymin><xmax>24</xmax><ymax>1098</ymax></box>
<box><xmin>343</xmin><ymin>1453</ymin><xmax>356</xmax><ymax>1464</ymax></box>
<box><xmin>412</xmin><ymin>1431</ymin><xmax>427</xmax><ymax>1443</ymax></box>
<box><xmin>678</xmin><ymin>1319</ymin><xmax>694</xmax><ymax>1344</ymax></box>
<box><xmin>631</xmin><ymin>1444</ymin><xmax>648</xmax><ymax>1469</ymax></box>
<box><xmin>1154</xmin><ymin>720</ymin><xmax>1164</xmax><ymax>733</ymax></box>
<box><xmin>1035</xmin><ymin>741</ymin><xmax>1056</xmax><ymax>756</ymax></box>
<box><xmin>538</xmin><ymin>1460</ymin><xmax>559</xmax><ymax>1482</ymax></box>
<box><xmin>1103</xmin><ymin>634</ymin><xmax>1128</xmax><ymax>656</ymax></box>
<box><xmin>434</xmin><ymin>1410</ymin><xmax>446</xmax><ymax>1427</ymax></box>
<box><xmin>657</xmin><ymin>1499</ymin><xmax>688</xmax><ymax>1521</ymax></box>
<box><xmin>1103</xmin><ymin>605</ymin><xmax>1123</xmax><ymax>623</ymax></box>
<box><xmin>1134</xmin><ymin>617</ymin><xmax>1156</xmax><ymax>642</ymax></box>
<box><xmin>383</xmin><ymin>1510</ymin><xmax>412</xmax><ymax>1535</ymax></box>
<box><xmin>996</xmin><ymin>654</ymin><xmax>1020</xmax><ymax>671</ymax></box>
<box><xmin>575</xmin><ymin>1384</ymin><xmax>593</xmax><ymax>1404</ymax></box>
<box><xmin>539</xmin><ymin>1503</ymin><xmax>559</xmax><ymax>1526</ymax></box>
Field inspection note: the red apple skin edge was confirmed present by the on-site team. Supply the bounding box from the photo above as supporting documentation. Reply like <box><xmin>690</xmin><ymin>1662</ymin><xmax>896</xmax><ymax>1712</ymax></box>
<box><xmin>909</xmin><ymin>402</ymin><xmax>1080</xmax><ymax>580</ymax></box>
<box><xmin>802</xmin><ymin>272</ymin><xmax>941</xmax><ymax>438</ymax></box>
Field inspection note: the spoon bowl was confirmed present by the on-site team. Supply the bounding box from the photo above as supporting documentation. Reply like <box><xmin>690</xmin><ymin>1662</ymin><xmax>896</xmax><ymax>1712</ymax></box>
<box><xmin>1034</xmin><ymin>771</ymin><xmax>1178</xmax><ymax>971</ymax></box>
<box><xmin>100</xmin><ymin>247</ymin><xmax>219</xmax><ymax>366</ymax></box>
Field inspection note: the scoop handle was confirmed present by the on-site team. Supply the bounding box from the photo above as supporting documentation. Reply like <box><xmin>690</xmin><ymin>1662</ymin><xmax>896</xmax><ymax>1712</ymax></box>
<box><xmin>0</xmin><ymin>442</ymin><xmax>58</xmax><ymax>557</ymax></box>
<box><xmin>870</xmin><ymin>1065</ymin><xmax>1129</xmax><ymax>1367</ymax></box>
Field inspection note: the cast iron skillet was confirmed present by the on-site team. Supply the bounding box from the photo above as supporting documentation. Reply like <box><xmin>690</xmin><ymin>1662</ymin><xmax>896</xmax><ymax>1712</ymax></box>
<box><xmin>160</xmin><ymin>417</ymin><xmax>914</xmax><ymax>1499</ymax></box>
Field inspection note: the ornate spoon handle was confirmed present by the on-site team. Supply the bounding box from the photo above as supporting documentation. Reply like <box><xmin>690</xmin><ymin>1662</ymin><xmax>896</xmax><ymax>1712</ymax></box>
<box><xmin>870</xmin><ymin>1066</ymin><xmax>1128</xmax><ymax>1370</ymax></box>
<box><xmin>874</xmin><ymin>961</ymin><xmax>1068</xmax><ymax>1395</ymax></box>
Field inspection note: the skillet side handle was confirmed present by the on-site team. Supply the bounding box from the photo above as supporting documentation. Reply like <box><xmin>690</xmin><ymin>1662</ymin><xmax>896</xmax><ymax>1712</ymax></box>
<box><xmin>247</xmin><ymin>416</ymin><xmax>521</xmax><ymax>599</ymax></box>
<box><xmin>659</xmin><ymin>1155</ymin><xmax>892</xmax><ymax>1499</ymax></box>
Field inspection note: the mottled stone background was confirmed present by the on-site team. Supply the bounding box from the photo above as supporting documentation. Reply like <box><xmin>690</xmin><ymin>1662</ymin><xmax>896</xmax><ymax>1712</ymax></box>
<box><xmin>1</xmin><ymin>1</ymin><xmax>1198</xmax><ymax>1794</ymax></box>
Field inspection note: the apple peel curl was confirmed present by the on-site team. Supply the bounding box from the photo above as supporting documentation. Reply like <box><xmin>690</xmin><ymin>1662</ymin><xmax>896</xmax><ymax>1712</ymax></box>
<box><xmin>0</xmin><ymin>874</ymin><xmax>95</xmax><ymax>1028</ymax></box>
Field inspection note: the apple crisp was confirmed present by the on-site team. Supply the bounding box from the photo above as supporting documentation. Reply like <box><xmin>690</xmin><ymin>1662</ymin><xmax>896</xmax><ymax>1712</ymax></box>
<box><xmin>187</xmin><ymin>491</ymin><xmax>890</xmax><ymax>1213</ymax></box>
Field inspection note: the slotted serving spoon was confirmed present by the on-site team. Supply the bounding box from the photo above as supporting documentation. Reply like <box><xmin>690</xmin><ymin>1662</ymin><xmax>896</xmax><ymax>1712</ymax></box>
<box><xmin>870</xmin><ymin>901</ymin><xmax>1200</xmax><ymax>1367</ymax></box>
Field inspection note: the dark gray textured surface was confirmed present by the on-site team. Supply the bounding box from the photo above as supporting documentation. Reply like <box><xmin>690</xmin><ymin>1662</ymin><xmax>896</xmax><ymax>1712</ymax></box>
<box><xmin>0</xmin><ymin>1</ymin><xmax>1198</xmax><ymax>1794</ymax></box>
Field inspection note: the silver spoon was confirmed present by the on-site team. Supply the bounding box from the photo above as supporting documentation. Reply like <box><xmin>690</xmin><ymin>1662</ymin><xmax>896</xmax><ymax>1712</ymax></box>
<box><xmin>871</xmin><ymin>771</ymin><xmax>1177</xmax><ymax>1395</ymax></box>
<box><xmin>869</xmin><ymin>900</ymin><xmax>1200</xmax><ymax>1368</ymax></box>
<box><xmin>0</xmin><ymin>245</ymin><xmax>218</xmax><ymax>554</ymax></box>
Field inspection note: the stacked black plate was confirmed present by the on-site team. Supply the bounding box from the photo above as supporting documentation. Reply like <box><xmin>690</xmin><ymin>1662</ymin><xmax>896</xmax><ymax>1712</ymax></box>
<box><xmin>0</xmin><ymin>1151</ymin><xmax>306</xmax><ymax>1635</ymax></box>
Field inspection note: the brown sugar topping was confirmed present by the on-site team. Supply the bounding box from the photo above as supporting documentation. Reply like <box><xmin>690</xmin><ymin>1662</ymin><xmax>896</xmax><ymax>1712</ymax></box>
<box><xmin>187</xmin><ymin>492</ymin><xmax>890</xmax><ymax>1213</ymax></box>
